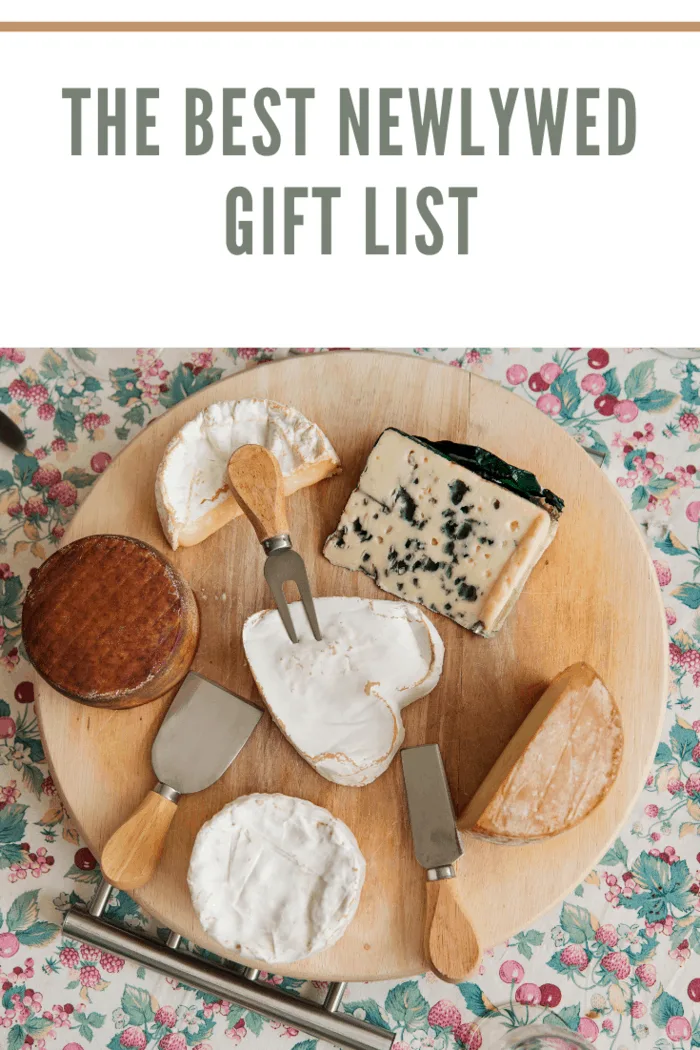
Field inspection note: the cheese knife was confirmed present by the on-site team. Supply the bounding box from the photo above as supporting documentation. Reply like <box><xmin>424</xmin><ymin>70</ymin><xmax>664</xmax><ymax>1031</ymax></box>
<box><xmin>0</xmin><ymin>410</ymin><xmax>26</xmax><ymax>453</ymax></box>
<box><xmin>227</xmin><ymin>443</ymin><xmax>322</xmax><ymax>644</ymax></box>
<box><xmin>401</xmin><ymin>744</ymin><xmax>481</xmax><ymax>983</ymax></box>
<box><xmin>101</xmin><ymin>672</ymin><xmax>261</xmax><ymax>891</ymax></box>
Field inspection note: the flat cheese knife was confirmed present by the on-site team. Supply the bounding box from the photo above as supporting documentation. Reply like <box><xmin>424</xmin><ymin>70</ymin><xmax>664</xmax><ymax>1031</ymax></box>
<box><xmin>101</xmin><ymin>672</ymin><xmax>261</xmax><ymax>891</ymax></box>
<box><xmin>227</xmin><ymin>443</ymin><xmax>322</xmax><ymax>644</ymax></box>
<box><xmin>401</xmin><ymin>743</ymin><xmax>481</xmax><ymax>983</ymax></box>
<box><xmin>0</xmin><ymin>410</ymin><xmax>26</xmax><ymax>453</ymax></box>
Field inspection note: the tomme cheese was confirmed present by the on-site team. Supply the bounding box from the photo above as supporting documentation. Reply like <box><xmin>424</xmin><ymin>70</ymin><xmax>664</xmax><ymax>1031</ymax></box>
<box><xmin>188</xmin><ymin>794</ymin><xmax>365</xmax><ymax>963</ymax></box>
<box><xmin>242</xmin><ymin>597</ymin><xmax>444</xmax><ymax>786</ymax></box>
<box><xmin>22</xmin><ymin>535</ymin><xmax>199</xmax><ymax>709</ymax></box>
<box><xmin>458</xmin><ymin>663</ymin><xmax>623</xmax><ymax>843</ymax></box>
<box><xmin>324</xmin><ymin>428</ymin><xmax>563</xmax><ymax>637</ymax></box>
<box><xmin>156</xmin><ymin>398</ymin><xmax>340</xmax><ymax>550</ymax></box>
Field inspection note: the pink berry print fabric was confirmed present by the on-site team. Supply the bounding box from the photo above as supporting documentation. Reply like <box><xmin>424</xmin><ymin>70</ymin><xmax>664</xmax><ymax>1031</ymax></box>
<box><xmin>0</xmin><ymin>347</ymin><xmax>698</xmax><ymax>1050</ymax></box>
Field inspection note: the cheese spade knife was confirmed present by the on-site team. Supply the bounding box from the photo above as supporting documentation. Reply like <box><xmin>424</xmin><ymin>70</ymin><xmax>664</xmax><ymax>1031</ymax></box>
<box><xmin>101</xmin><ymin>672</ymin><xmax>261</xmax><ymax>891</ymax></box>
<box><xmin>227</xmin><ymin>443</ymin><xmax>322</xmax><ymax>644</ymax></box>
<box><xmin>401</xmin><ymin>744</ymin><xmax>481</xmax><ymax>983</ymax></box>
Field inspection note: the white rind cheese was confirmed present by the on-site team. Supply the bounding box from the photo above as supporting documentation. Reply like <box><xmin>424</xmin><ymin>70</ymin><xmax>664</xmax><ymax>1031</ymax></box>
<box><xmin>324</xmin><ymin>428</ymin><xmax>560</xmax><ymax>637</ymax></box>
<box><xmin>242</xmin><ymin>597</ymin><xmax>444</xmax><ymax>786</ymax></box>
<box><xmin>156</xmin><ymin>398</ymin><xmax>340</xmax><ymax>550</ymax></box>
<box><xmin>458</xmin><ymin>663</ymin><xmax>623</xmax><ymax>843</ymax></box>
<box><xmin>188</xmin><ymin>793</ymin><xmax>365</xmax><ymax>964</ymax></box>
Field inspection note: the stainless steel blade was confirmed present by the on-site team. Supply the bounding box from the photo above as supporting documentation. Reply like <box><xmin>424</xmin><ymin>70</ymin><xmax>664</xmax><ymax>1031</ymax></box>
<box><xmin>0</xmin><ymin>410</ymin><xmax>26</xmax><ymax>453</ymax></box>
<box><xmin>401</xmin><ymin>744</ymin><xmax>463</xmax><ymax>871</ymax></box>
<box><xmin>264</xmin><ymin>548</ymin><xmax>322</xmax><ymax>642</ymax></box>
<box><xmin>151</xmin><ymin>672</ymin><xmax>262</xmax><ymax>795</ymax></box>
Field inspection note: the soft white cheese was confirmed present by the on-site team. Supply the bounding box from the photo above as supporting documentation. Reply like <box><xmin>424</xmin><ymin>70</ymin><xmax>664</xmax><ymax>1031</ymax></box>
<box><xmin>243</xmin><ymin>597</ymin><xmax>444</xmax><ymax>787</ymax></box>
<box><xmin>156</xmin><ymin>398</ymin><xmax>340</xmax><ymax>550</ymax></box>
<box><xmin>188</xmin><ymin>793</ymin><xmax>365</xmax><ymax>964</ymax></box>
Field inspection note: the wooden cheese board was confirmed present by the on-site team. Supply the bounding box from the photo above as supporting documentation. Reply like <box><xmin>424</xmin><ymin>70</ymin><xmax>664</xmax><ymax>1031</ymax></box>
<box><xmin>35</xmin><ymin>351</ymin><xmax>667</xmax><ymax>981</ymax></box>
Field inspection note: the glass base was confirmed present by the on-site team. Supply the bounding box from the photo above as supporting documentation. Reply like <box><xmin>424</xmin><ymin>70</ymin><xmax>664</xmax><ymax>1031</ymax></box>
<box><xmin>474</xmin><ymin>1013</ymin><xmax>595</xmax><ymax>1050</ymax></box>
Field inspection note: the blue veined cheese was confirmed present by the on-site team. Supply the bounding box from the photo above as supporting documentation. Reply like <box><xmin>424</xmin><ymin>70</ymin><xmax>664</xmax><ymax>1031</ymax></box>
<box><xmin>323</xmin><ymin>428</ymin><xmax>563</xmax><ymax>637</ymax></box>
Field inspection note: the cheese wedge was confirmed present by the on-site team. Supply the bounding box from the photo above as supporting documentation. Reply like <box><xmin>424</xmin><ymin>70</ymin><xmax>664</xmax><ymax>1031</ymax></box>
<box><xmin>188</xmin><ymin>793</ymin><xmax>365</xmax><ymax>964</ymax></box>
<box><xmin>156</xmin><ymin>398</ymin><xmax>340</xmax><ymax>550</ymax></box>
<box><xmin>242</xmin><ymin>597</ymin><xmax>444</xmax><ymax>787</ymax></box>
<box><xmin>458</xmin><ymin>663</ymin><xmax>623</xmax><ymax>843</ymax></box>
<box><xmin>324</xmin><ymin>428</ymin><xmax>563</xmax><ymax>637</ymax></box>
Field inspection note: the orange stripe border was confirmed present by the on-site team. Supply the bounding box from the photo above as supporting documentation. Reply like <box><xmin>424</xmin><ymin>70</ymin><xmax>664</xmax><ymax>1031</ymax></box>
<box><xmin>1</xmin><ymin>21</ymin><xmax>700</xmax><ymax>32</ymax></box>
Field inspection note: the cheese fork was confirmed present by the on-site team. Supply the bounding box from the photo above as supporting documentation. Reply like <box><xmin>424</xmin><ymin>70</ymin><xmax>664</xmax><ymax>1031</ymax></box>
<box><xmin>228</xmin><ymin>444</ymin><xmax>322</xmax><ymax>644</ymax></box>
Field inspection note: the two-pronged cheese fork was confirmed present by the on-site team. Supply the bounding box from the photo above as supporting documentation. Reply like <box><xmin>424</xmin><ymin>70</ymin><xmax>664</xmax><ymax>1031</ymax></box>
<box><xmin>228</xmin><ymin>444</ymin><xmax>322</xmax><ymax>644</ymax></box>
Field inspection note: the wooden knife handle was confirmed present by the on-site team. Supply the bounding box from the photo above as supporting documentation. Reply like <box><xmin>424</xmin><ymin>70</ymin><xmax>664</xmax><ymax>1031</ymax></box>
<box><xmin>425</xmin><ymin>876</ymin><xmax>481</xmax><ymax>983</ymax></box>
<box><xmin>100</xmin><ymin>790</ymin><xmax>179</xmax><ymax>891</ymax></box>
<box><xmin>228</xmin><ymin>444</ymin><xmax>290</xmax><ymax>544</ymax></box>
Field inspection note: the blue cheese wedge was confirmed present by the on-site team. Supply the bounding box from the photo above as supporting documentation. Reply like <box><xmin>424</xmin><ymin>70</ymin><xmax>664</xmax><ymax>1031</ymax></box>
<box><xmin>323</xmin><ymin>428</ymin><xmax>563</xmax><ymax>637</ymax></box>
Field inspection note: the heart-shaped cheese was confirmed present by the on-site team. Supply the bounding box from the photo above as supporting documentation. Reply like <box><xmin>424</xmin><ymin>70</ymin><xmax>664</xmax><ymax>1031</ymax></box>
<box><xmin>243</xmin><ymin>597</ymin><xmax>444</xmax><ymax>787</ymax></box>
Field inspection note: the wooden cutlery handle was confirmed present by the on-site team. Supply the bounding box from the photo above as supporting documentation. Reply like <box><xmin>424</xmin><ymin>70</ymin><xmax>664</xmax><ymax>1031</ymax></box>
<box><xmin>228</xmin><ymin>444</ymin><xmax>290</xmax><ymax>544</ymax></box>
<box><xmin>100</xmin><ymin>790</ymin><xmax>178</xmax><ymax>891</ymax></box>
<box><xmin>425</xmin><ymin>876</ymin><xmax>481</xmax><ymax>983</ymax></box>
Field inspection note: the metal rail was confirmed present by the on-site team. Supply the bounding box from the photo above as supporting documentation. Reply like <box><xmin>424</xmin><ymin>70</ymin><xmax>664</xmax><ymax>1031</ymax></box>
<box><xmin>63</xmin><ymin>881</ymin><xmax>393</xmax><ymax>1050</ymax></box>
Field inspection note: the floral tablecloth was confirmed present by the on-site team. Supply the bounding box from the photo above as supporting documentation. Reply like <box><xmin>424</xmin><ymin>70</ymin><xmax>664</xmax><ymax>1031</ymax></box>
<box><xmin>0</xmin><ymin>347</ymin><xmax>699</xmax><ymax>1050</ymax></box>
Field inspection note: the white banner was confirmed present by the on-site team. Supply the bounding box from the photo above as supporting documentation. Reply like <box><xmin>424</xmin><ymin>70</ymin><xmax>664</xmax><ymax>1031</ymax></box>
<box><xmin>0</xmin><ymin>28</ymin><xmax>697</xmax><ymax>344</ymax></box>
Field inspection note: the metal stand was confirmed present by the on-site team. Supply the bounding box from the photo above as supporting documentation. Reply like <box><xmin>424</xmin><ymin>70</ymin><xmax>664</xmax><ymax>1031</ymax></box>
<box><xmin>63</xmin><ymin>880</ymin><xmax>392</xmax><ymax>1050</ymax></box>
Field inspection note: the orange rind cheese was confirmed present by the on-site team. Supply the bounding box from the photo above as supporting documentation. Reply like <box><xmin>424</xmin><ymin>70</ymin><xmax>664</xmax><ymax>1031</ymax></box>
<box><xmin>459</xmin><ymin>663</ymin><xmax>623</xmax><ymax>843</ymax></box>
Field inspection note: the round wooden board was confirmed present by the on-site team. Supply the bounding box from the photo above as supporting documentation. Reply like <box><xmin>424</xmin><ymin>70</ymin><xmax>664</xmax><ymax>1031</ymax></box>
<box><xmin>36</xmin><ymin>352</ymin><xmax>667</xmax><ymax>981</ymax></box>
